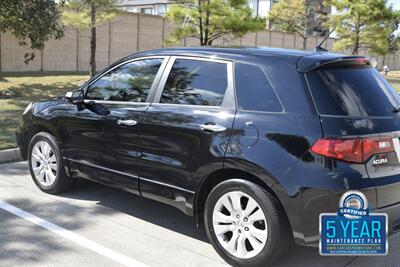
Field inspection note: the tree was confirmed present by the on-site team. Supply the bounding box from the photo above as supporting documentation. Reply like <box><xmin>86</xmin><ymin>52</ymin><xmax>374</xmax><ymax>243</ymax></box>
<box><xmin>62</xmin><ymin>0</ymin><xmax>118</xmax><ymax>76</ymax></box>
<box><xmin>367</xmin><ymin>9</ymin><xmax>400</xmax><ymax>60</ymax></box>
<box><xmin>366</xmin><ymin>13</ymin><xmax>399</xmax><ymax>58</ymax></box>
<box><xmin>268</xmin><ymin>0</ymin><xmax>328</xmax><ymax>50</ymax></box>
<box><xmin>165</xmin><ymin>0</ymin><xmax>265</xmax><ymax>46</ymax></box>
<box><xmin>0</xmin><ymin>0</ymin><xmax>64</xmax><ymax>63</ymax></box>
<box><xmin>329</xmin><ymin>0</ymin><xmax>397</xmax><ymax>55</ymax></box>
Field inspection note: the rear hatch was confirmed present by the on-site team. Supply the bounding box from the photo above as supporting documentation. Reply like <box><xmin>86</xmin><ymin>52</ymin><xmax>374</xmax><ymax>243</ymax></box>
<box><xmin>302</xmin><ymin>55</ymin><xmax>400</xmax><ymax>208</ymax></box>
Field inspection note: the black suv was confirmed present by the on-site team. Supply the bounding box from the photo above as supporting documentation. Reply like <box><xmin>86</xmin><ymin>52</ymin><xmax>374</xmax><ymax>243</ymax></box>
<box><xmin>16</xmin><ymin>47</ymin><xmax>400</xmax><ymax>266</ymax></box>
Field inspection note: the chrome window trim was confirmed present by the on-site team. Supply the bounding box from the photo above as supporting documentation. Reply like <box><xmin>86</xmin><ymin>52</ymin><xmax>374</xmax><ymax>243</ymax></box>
<box><xmin>85</xmin><ymin>56</ymin><xmax>171</xmax><ymax>104</ymax></box>
<box><xmin>152</xmin><ymin>56</ymin><xmax>236</xmax><ymax>110</ymax></box>
<box><xmin>149</xmin><ymin>102</ymin><xmax>222</xmax><ymax>109</ymax></box>
<box><xmin>152</xmin><ymin>56</ymin><xmax>176</xmax><ymax>103</ymax></box>
<box><xmin>222</xmin><ymin>60</ymin><xmax>235</xmax><ymax>109</ymax></box>
<box><xmin>83</xmin><ymin>99</ymin><xmax>150</xmax><ymax>106</ymax></box>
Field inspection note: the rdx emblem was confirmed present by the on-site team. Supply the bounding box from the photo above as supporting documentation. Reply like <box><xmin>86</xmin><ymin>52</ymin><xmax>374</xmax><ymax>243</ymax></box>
<box><xmin>372</xmin><ymin>158</ymin><xmax>388</xmax><ymax>165</ymax></box>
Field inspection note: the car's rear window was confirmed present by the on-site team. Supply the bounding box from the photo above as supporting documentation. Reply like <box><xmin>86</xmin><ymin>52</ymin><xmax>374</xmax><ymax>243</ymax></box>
<box><xmin>306</xmin><ymin>66</ymin><xmax>400</xmax><ymax>117</ymax></box>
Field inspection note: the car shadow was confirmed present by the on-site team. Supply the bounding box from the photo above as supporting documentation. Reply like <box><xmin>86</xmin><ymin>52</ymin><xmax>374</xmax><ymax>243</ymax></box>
<box><xmin>63</xmin><ymin>179</ymin><xmax>359</xmax><ymax>266</ymax></box>
<box><xmin>63</xmin><ymin>178</ymin><xmax>209</xmax><ymax>241</ymax></box>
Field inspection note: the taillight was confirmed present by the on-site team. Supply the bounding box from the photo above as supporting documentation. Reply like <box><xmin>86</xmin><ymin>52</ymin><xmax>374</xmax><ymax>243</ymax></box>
<box><xmin>363</xmin><ymin>137</ymin><xmax>394</xmax><ymax>160</ymax></box>
<box><xmin>310</xmin><ymin>137</ymin><xmax>395</xmax><ymax>163</ymax></box>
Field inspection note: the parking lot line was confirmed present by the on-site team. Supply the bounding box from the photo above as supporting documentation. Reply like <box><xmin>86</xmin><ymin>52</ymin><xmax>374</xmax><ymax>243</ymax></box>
<box><xmin>0</xmin><ymin>200</ymin><xmax>149</xmax><ymax>267</ymax></box>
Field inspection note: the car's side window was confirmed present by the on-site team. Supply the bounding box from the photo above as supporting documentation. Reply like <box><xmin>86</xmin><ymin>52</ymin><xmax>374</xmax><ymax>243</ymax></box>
<box><xmin>160</xmin><ymin>59</ymin><xmax>228</xmax><ymax>106</ymax></box>
<box><xmin>86</xmin><ymin>58</ymin><xmax>163</xmax><ymax>102</ymax></box>
<box><xmin>235</xmin><ymin>63</ymin><xmax>283</xmax><ymax>112</ymax></box>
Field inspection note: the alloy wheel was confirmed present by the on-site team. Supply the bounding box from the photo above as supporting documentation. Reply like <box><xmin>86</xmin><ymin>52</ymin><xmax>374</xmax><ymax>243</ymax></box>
<box><xmin>31</xmin><ymin>141</ymin><xmax>57</xmax><ymax>186</ymax></box>
<box><xmin>212</xmin><ymin>191</ymin><xmax>268</xmax><ymax>259</ymax></box>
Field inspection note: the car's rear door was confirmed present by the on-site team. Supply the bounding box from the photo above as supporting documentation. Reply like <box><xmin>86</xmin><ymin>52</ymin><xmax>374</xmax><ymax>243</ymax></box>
<box><xmin>65</xmin><ymin>56</ymin><xmax>168</xmax><ymax>193</ymax></box>
<box><xmin>135</xmin><ymin>56</ymin><xmax>236</xmax><ymax>214</ymax></box>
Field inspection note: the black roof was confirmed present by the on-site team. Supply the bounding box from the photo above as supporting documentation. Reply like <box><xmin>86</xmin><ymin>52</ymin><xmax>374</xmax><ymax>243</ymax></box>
<box><xmin>118</xmin><ymin>46</ymin><xmax>369</xmax><ymax>73</ymax></box>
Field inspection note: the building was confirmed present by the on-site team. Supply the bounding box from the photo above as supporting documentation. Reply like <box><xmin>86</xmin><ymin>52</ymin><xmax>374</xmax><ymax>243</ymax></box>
<box><xmin>117</xmin><ymin>0</ymin><xmax>170</xmax><ymax>16</ymax></box>
<box><xmin>117</xmin><ymin>0</ymin><xmax>278</xmax><ymax>17</ymax></box>
<box><xmin>247</xmin><ymin>0</ymin><xmax>278</xmax><ymax>17</ymax></box>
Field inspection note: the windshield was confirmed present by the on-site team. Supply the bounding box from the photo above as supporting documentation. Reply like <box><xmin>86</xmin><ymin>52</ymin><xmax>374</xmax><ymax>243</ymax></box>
<box><xmin>306</xmin><ymin>65</ymin><xmax>400</xmax><ymax>117</ymax></box>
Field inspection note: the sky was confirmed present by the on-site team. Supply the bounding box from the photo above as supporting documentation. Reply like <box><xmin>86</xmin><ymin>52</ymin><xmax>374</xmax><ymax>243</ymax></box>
<box><xmin>389</xmin><ymin>0</ymin><xmax>400</xmax><ymax>10</ymax></box>
<box><xmin>389</xmin><ymin>0</ymin><xmax>400</xmax><ymax>34</ymax></box>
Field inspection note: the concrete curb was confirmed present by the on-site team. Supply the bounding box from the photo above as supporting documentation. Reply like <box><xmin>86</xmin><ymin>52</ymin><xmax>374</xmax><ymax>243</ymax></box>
<box><xmin>0</xmin><ymin>148</ymin><xmax>23</xmax><ymax>163</ymax></box>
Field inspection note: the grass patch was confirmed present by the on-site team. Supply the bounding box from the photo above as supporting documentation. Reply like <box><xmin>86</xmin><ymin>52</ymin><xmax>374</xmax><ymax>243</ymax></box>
<box><xmin>0</xmin><ymin>72</ymin><xmax>88</xmax><ymax>150</ymax></box>
<box><xmin>384</xmin><ymin>71</ymin><xmax>400</xmax><ymax>92</ymax></box>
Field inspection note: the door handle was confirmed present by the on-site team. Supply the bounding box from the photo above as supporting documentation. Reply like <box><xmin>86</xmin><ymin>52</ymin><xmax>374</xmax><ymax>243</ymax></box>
<box><xmin>200</xmin><ymin>123</ymin><xmax>226</xmax><ymax>133</ymax></box>
<box><xmin>117</xmin><ymin>119</ymin><xmax>138</xmax><ymax>126</ymax></box>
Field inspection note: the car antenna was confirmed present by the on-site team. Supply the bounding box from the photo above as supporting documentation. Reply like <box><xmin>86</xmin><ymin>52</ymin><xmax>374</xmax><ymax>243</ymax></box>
<box><xmin>314</xmin><ymin>28</ymin><xmax>335</xmax><ymax>52</ymax></box>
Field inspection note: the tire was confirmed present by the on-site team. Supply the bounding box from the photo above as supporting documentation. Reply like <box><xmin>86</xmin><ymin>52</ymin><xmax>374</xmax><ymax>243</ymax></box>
<box><xmin>204</xmin><ymin>179</ymin><xmax>292</xmax><ymax>267</ymax></box>
<box><xmin>28</xmin><ymin>132</ymin><xmax>75</xmax><ymax>194</ymax></box>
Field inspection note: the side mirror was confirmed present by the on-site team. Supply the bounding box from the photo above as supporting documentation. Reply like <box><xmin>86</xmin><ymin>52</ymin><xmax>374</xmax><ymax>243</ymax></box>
<box><xmin>66</xmin><ymin>90</ymin><xmax>84</xmax><ymax>105</ymax></box>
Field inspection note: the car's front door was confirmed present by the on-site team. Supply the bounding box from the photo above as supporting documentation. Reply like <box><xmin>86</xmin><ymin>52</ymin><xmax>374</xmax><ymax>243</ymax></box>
<box><xmin>134</xmin><ymin>56</ymin><xmax>236</xmax><ymax>213</ymax></box>
<box><xmin>65</xmin><ymin>56</ymin><xmax>168</xmax><ymax>194</ymax></box>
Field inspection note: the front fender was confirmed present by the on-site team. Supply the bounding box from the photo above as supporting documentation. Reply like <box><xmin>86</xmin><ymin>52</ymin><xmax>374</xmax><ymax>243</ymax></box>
<box><xmin>17</xmin><ymin>100</ymin><xmax>69</xmax><ymax>158</ymax></box>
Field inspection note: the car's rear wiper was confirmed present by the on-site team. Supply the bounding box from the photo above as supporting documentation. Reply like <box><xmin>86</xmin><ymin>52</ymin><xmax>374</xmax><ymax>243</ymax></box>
<box><xmin>393</xmin><ymin>105</ymin><xmax>400</xmax><ymax>113</ymax></box>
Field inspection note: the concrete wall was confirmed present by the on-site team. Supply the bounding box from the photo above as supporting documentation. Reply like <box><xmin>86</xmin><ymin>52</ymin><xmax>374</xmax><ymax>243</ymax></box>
<box><xmin>0</xmin><ymin>13</ymin><xmax>397</xmax><ymax>72</ymax></box>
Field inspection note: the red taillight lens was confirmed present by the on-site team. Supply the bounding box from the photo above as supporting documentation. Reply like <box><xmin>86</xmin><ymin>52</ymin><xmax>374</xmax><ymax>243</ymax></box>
<box><xmin>310</xmin><ymin>138</ymin><xmax>363</xmax><ymax>163</ymax></box>
<box><xmin>310</xmin><ymin>137</ymin><xmax>395</xmax><ymax>163</ymax></box>
<box><xmin>362</xmin><ymin>137</ymin><xmax>394</xmax><ymax>160</ymax></box>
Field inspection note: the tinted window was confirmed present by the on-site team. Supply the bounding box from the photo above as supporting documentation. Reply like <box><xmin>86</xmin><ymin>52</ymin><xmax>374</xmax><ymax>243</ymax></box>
<box><xmin>235</xmin><ymin>63</ymin><xmax>283</xmax><ymax>112</ymax></box>
<box><xmin>307</xmin><ymin>66</ymin><xmax>400</xmax><ymax>116</ymax></box>
<box><xmin>86</xmin><ymin>58</ymin><xmax>163</xmax><ymax>102</ymax></box>
<box><xmin>160</xmin><ymin>59</ymin><xmax>228</xmax><ymax>106</ymax></box>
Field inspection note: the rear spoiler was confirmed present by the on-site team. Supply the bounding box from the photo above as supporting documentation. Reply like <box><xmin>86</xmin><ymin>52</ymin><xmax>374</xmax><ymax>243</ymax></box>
<box><xmin>297</xmin><ymin>53</ymin><xmax>374</xmax><ymax>73</ymax></box>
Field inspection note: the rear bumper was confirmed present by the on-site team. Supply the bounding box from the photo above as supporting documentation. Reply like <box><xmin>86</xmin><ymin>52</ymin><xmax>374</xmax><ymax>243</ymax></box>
<box><xmin>290</xmin><ymin>188</ymin><xmax>400</xmax><ymax>247</ymax></box>
<box><xmin>277</xmin><ymin>149</ymin><xmax>400</xmax><ymax>247</ymax></box>
<box><xmin>379</xmin><ymin>201</ymin><xmax>400</xmax><ymax>234</ymax></box>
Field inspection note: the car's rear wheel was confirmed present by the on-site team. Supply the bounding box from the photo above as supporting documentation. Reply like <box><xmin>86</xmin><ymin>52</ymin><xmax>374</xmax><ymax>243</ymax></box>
<box><xmin>204</xmin><ymin>179</ymin><xmax>292</xmax><ymax>267</ymax></box>
<box><xmin>28</xmin><ymin>132</ymin><xmax>75</xmax><ymax>194</ymax></box>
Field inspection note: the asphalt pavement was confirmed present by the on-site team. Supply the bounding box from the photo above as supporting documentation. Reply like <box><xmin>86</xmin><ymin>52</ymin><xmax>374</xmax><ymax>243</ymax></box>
<box><xmin>0</xmin><ymin>161</ymin><xmax>399</xmax><ymax>267</ymax></box>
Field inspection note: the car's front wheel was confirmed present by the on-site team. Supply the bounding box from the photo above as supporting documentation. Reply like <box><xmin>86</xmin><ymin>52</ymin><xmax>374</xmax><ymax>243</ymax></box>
<box><xmin>204</xmin><ymin>179</ymin><xmax>292</xmax><ymax>267</ymax></box>
<box><xmin>28</xmin><ymin>132</ymin><xmax>75</xmax><ymax>194</ymax></box>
